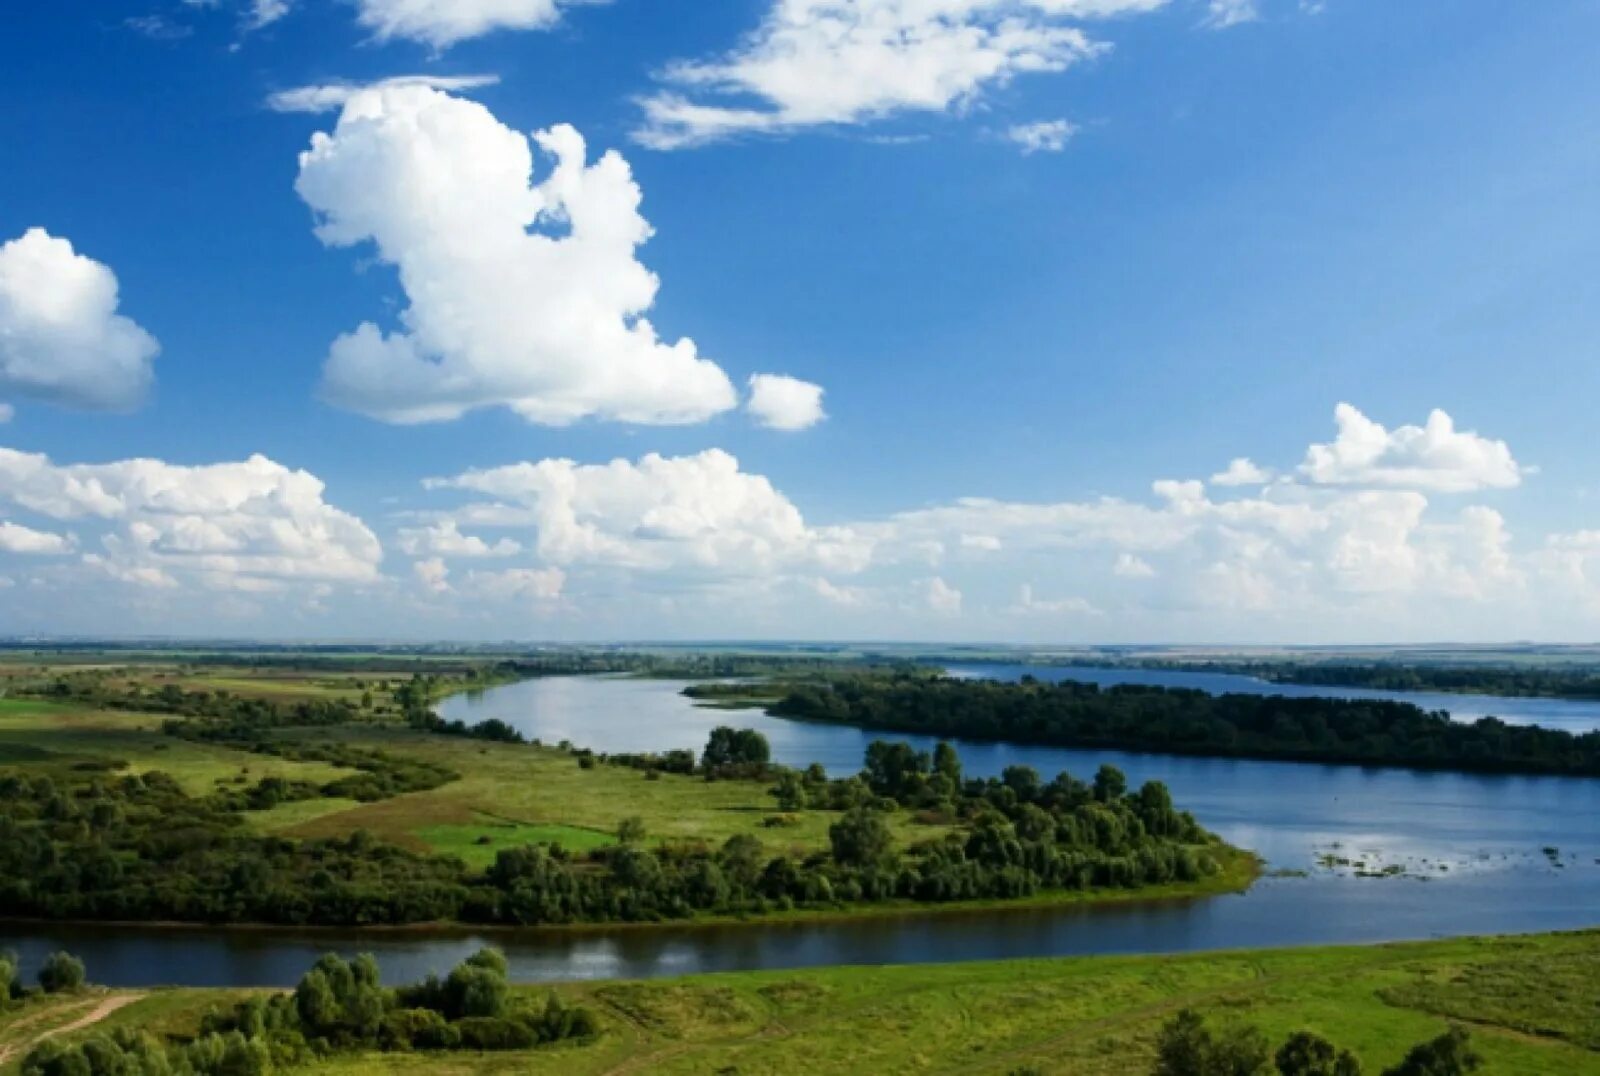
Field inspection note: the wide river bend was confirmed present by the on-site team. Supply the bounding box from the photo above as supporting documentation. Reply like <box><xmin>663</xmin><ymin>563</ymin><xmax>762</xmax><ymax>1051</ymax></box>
<box><xmin>3</xmin><ymin>666</ymin><xmax>1596</xmax><ymax>986</ymax></box>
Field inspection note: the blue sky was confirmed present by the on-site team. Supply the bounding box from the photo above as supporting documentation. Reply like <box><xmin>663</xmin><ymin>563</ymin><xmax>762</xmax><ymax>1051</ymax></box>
<box><xmin>0</xmin><ymin>0</ymin><xmax>1597</xmax><ymax>641</ymax></box>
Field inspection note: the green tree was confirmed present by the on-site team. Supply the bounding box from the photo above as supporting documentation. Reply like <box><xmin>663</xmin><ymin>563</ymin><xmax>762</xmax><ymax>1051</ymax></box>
<box><xmin>1381</xmin><ymin>1028</ymin><xmax>1481</xmax><ymax>1076</ymax></box>
<box><xmin>617</xmin><ymin>815</ymin><xmax>648</xmax><ymax>843</ymax></box>
<box><xmin>1094</xmin><ymin>764</ymin><xmax>1128</xmax><ymax>803</ymax></box>
<box><xmin>1155</xmin><ymin>1010</ymin><xmax>1269</xmax><ymax>1076</ymax></box>
<box><xmin>295</xmin><ymin>968</ymin><xmax>340</xmax><ymax>1031</ymax></box>
<box><xmin>701</xmin><ymin>727</ymin><xmax>772</xmax><ymax>769</ymax></box>
<box><xmin>1156</xmin><ymin>1009</ymin><xmax>1211</xmax><ymax>1076</ymax></box>
<box><xmin>1276</xmin><ymin>1030</ymin><xmax>1362</xmax><ymax>1075</ymax></box>
<box><xmin>829</xmin><ymin>808</ymin><xmax>894</xmax><ymax>868</ymax></box>
<box><xmin>773</xmin><ymin>770</ymin><xmax>808</xmax><ymax>810</ymax></box>
<box><xmin>719</xmin><ymin>833</ymin><xmax>766</xmax><ymax>888</ymax></box>
<box><xmin>933</xmin><ymin>741</ymin><xmax>963</xmax><ymax>785</ymax></box>
<box><xmin>0</xmin><ymin>952</ymin><xmax>17</xmax><ymax>1001</ymax></box>
<box><xmin>37</xmin><ymin>951</ymin><xmax>85</xmax><ymax>994</ymax></box>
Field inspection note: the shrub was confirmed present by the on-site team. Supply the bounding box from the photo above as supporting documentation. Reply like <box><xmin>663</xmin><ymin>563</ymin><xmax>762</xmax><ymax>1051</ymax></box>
<box><xmin>37</xmin><ymin>951</ymin><xmax>85</xmax><ymax>994</ymax></box>
<box><xmin>454</xmin><ymin>1016</ymin><xmax>539</xmax><ymax>1050</ymax></box>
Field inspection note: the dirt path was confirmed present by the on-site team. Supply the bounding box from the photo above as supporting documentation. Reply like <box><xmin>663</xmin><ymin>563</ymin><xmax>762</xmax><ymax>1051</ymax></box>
<box><xmin>0</xmin><ymin>993</ymin><xmax>143</xmax><ymax>1067</ymax></box>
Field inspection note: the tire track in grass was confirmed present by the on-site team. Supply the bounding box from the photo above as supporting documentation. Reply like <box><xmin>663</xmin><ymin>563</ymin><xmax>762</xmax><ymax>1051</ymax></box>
<box><xmin>0</xmin><ymin>994</ymin><xmax>143</xmax><ymax>1067</ymax></box>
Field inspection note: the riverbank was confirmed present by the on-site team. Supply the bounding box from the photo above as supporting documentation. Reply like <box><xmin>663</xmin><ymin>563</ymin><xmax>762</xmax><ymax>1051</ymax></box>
<box><xmin>6</xmin><ymin>928</ymin><xmax>1595</xmax><ymax>1074</ymax></box>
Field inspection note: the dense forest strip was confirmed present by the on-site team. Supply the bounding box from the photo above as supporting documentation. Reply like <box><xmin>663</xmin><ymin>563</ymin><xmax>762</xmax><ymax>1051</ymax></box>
<box><xmin>1245</xmin><ymin>663</ymin><xmax>1600</xmax><ymax>699</ymax></box>
<box><xmin>766</xmin><ymin>675</ymin><xmax>1600</xmax><ymax>776</ymax></box>
<box><xmin>1023</xmin><ymin>659</ymin><xmax>1600</xmax><ymax>700</ymax></box>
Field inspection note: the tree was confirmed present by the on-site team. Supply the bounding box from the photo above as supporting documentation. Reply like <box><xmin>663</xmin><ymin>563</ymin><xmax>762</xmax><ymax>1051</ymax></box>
<box><xmin>1001</xmin><ymin>765</ymin><xmax>1042</xmax><ymax>803</ymax></box>
<box><xmin>1156</xmin><ymin>1009</ymin><xmax>1212</xmax><ymax>1076</ymax></box>
<box><xmin>719</xmin><ymin>833</ymin><xmax>766</xmax><ymax>887</ymax></box>
<box><xmin>829</xmin><ymin>808</ymin><xmax>895</xmax><ymax>868</ymax></box>
<box><xmin>617</xmin><ymin>816</ymin><xmax>647</xmax><ymax>843</ymax></box>
<box><xmin>933</xmin><ymin>741</ymin><xmax>963</xmax><ymax>785</ymax></box>
<box><xmin>0</xmin><ymin>952</ymin><xmax>16</xmax><ymax>1001</ymax></box>
<box><xmin>448</xmin><ymin>964</ymin><xmax>507</xmax><ymax>1019</ymax></box>
<box><xmin>37</xmin><ymin>951</ymin><xmax>85</xmax><ymax>994</ymax></box>
<box><xmin>864</xmin><ymin>740</ymin><xmax>929</xmax><ymax>799</ymax></box>
<box><xmin>1094</xmin><ymin>764</ymin><xmax>1128</xmax><ymax>803</ymax></box>
<box><xmin>773</xmin><ymin>771</ymin><xmax>808</xmax><ymax>810</ymax></box>
<box><xmin>295</xmin><ymin>968</ymin><xmax>340</xmax><ymax>1031</ymax></box>
<box><xmin>1154</xmin><ymin>1010</ymin><xmax>1268</xmax><ymax>1076</ymax></box>
<box><xmin>1276</xmin><ymin>1030</ymin><xmax>1361</xmax><ymax>1075</ymax></box>
<box><xmin>1381</xmin><ymin>1028</ymin><xmax>1481</xmax><ymax>1076</ymax></box>
<box><xmin>701</xmin><ymin>727</ymin><xmax>771</xmax><ymax>770</ymax></box>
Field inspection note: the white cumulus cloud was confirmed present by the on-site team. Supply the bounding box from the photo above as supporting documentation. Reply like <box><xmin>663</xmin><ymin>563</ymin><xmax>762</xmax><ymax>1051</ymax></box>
<box><xmin>426</xmin><ymin>448</ymin><xmax>852</xmax><ymax>576</ymax></box>
<box><xmin>634</xmin><ymin>0</ymin><xmax>1163</xmax><ymax>149</ymax></box>
<box><xmin>266</xmin><ymin>74</ymin><xmax>500</xmax><ymax>114</ymax></box>
<box><xmin>0</xmin><ymin>521</ymin><xmax>75</xmax><ymax>556</ymax></box>
<box><xmin>922</xmin><ymin>575</ymin><xmax>963</xmax><ymax>614</ymax></box>
<box><xmin>296</xmin><ymin>83</ymin><xmax>739</xmax><ymax>426</ymax></box>
<box><xmin>1203</xmin><ymin>0</ymin><xmax>1257</xmax><ymax>28</ymax></box>
<box><xmin>463</xmin><ymin>565</ymin><xmax>565</xmax><ymax>602</ymax></box>
<box><xmin>1211</xmin><ymin>457</ymin><xmax>1274</xmax><ymax>486</ymax></box>
<box><xmin>746</xmin><ymin>373</ymin><xmax>827</xmax><ymax>430</ymax></box>
<box><xmin>0</xmin><ymin>228</ymin><xmax>159</xmax><ymax>413</ymax></box>
<box><xmin>352</xmin><ymin>0</ymin><xmax>610</xmax><ymax>48</ymax></box>
<box><xmin>0</xmin><ymin>447</ymin><xmax>381</xmax><ymax>592</ymax></box>
<box><xmin>1300</xmin><ymin>403</ymin><xmax>1525</xmax><ymax>493</ymax></box>
<box><xmin>397</xmin><ymin>519</ymin><xmax>521</xmax><ymax>558</ymax></box>
<box><xmin>1007</xmin><ymin>118</ymin><xmax>1076</xmax><ymax>154</ymax></box>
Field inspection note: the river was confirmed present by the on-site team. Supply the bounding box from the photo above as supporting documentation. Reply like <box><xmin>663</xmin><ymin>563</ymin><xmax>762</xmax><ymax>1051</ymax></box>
<box><xmin>3</xmin><ymin>669</ymin><xmax>1596</xmax><ymax>986</ymax></box>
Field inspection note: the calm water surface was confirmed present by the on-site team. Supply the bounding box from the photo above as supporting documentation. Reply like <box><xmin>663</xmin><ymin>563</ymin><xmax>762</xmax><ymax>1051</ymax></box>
<box><xmin>4</xmin><ymin>670</ymin><xmax>1595</xmax><ymax>987</ymax></box>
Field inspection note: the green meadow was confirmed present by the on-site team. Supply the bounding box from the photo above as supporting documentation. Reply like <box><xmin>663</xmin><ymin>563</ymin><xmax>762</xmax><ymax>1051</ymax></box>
<box><xmin>4</xmin><ymin>931</ymin><xmax>1595</xmax><ymax>1075</ymax></box>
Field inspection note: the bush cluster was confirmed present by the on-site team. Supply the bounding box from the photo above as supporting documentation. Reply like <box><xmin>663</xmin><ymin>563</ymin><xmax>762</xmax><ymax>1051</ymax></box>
<box><xmin>1154</xmin><ymin>1009</ymin><xmax>1482</xmax><ymax>1076</ymax></box>
<box><xmin>21</xmin><ymin>949</ymin><xmax>597</xmax><ymax>1076</ymax></box>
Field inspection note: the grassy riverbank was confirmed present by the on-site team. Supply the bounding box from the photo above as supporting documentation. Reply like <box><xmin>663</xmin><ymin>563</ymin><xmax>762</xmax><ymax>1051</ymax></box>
<box><xmin>3</xmin><ymin>930</ymin><xmax>1595</xmax><ymax>1074</ymax></box>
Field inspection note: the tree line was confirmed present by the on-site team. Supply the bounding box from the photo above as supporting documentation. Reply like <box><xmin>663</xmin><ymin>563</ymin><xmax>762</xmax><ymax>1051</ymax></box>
<box><xmin>1147</xmin><ymin>1008</ymin><xmax>1482</xmax><ymax>1076</ymax></box>
<box><xmin>768</xmin><ymin>675</ymin><xmax>1600</xmax><ymax>776</ymax></box>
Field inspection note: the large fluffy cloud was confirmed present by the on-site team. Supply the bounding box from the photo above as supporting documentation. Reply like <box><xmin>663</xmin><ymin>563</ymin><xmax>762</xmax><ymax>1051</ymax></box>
<box><xmin>425</xmin><ymin>448</ymin><xmax>859</xmax><ymax>576</ymax></box>
<box><xmin>0</xmin><ymin>448</ymin><xmax>381</xmax><ymax>592</ymax></box>
<box><xmin>296</xmin><ymin>83</ymin><xmax>740</xmax><ymax>425</ymax></box>
<box><xmin>398</xmin><ymin>404</ymin><xmax>1576</xmax><ymax>638</ymax></box>
<box><xmin>352</xmin><ymin>0</ymin><xmax>609</xmax><ymax>48</ymax></box>
<box><xmin>1301</xmin><ymin>403</ymin><xmax>1526</xmax><ymax>493</ymax></box>
<box><xmin>0</xmin><ymin>228</ymin><xmax>160</xmax><ymax>413</ymax></box>
<box><xmin>634</xmin><ymin>0</ymin><xmax>1175</xmax><ymax>149</ymax></box>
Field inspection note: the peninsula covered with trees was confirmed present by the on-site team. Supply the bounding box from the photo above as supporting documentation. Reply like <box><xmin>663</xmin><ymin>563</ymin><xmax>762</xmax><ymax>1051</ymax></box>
<box><xmin>765</xmin><ymin>674</ymin><xmax>1600</xmax><ymax>776</ymax></box>
<box><xmin>0</xmin><ymin>662</ymin><xmax>1244</xmax><ymax>930</ymax></box>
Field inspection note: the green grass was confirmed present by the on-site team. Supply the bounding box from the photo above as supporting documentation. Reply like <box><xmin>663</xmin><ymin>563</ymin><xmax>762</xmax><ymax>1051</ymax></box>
<box><xmin>416</xmin><ymin>816</ymin><xmax>618</xmax><ymax>867</ymax></box>
<box><xmin>7</xmin><ymin>931</ymin><xmax>1597</xmax><ymax>1075</ymax></box>
<box><xmin>274</xmin><ymin>726</ymin><xmax>957</xmax><ymax>861</ymax></box>
<box><xmin>0</xmin><ymin>696</ymin><xmax>362</xmax><ymax>810</ymax></box>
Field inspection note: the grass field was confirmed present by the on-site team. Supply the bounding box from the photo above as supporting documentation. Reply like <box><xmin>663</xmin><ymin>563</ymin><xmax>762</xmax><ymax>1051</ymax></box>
<box><xmin>0</xmin><ymin>696</ymin><xmax>362</xmax><ymax>806</ymax></box>
<box><xmin>3</xmin><ymin>930</ymin><xmax>1595</xmax><ymax>1075</ymax></box>
<box><xmin>264</xmin><ymin>724</ymin><xmax>958</xmax><ymax>860</ymax></box>
<box><xmin>0</xmin><ymin>669</ymin><xmax>960</xmax><ymax>862</ymax></box>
